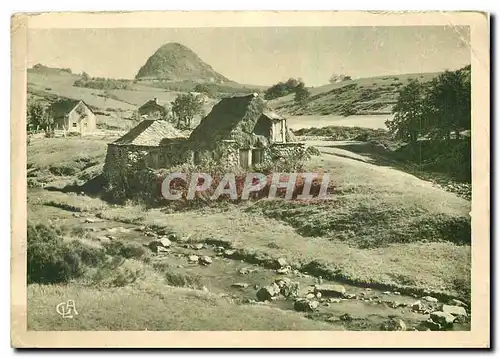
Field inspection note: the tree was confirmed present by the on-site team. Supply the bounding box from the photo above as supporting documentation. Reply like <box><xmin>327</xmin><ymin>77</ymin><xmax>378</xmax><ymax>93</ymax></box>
<box><xmin>27</xmin><ymin>101</ymin><xmax>53</xmax><ymax>134</ymax></box>
<box><xmin>329</xmin><ymin>73</ymin><xmax>351</xmax><ymax>84</ymax></box>
<box><xmin>264</xmin><ymin>77</ymin><xmax>304</xmax><ymax>100</ymax></box>
<box><xmin>172</xmin><ymin>93</ymin><xmax>204</xmax><ymax>129</ymax></box>
<box><xmin>81</xmin><ymin>71</ymin><xmax>91</xmax><ymax>81</ymax></box>
<box><xmin>194</xmin><ymin>83</ymin><xmax>216</xmax><ymax>98</ymax></box>
<box><xmin>425</xmin><ymin>70</ymin><xmax>471</xmax><ymax>140</ymax></box>
<box><xmin>294</xmin><ymin>82</ymin><xmax>310</xmax><ymax>104</ymax></box>
<box><xmin>386</xmin><ymin>80</ymin><xmax>426</xmax><ymax>143</ymax></box>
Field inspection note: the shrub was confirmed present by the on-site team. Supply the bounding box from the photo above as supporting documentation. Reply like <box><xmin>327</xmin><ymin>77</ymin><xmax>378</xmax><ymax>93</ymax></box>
<box><xmin>103</xmin><ymin>240</ymin><xmax>147</xmax><ymax>259</ymax></box>
<box><xmin>27</xmin><ymin>223</ymin><xmax>83</xmax><ymax>284</ymax></box>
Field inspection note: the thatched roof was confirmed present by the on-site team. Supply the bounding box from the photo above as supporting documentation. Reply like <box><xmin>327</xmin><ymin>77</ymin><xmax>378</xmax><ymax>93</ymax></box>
<box><xmin>188</xmin><ymin>94</ymin><xmax>285</xmax><ymax>149</ymax></box>
<box><xmin>49</xmin><ymin>99</ymin><xmax>95</xmax><ymax>119</ymax></box>
<box><xmin>112</xmin><ymin>120</ymin><xmax>185</xmax><ymax>147</ymax></box>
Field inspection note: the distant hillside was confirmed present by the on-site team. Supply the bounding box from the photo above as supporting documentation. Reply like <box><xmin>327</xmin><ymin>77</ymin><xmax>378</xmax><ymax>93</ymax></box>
<box><xmin>28</xmin><ymin>64</ymin><xmax>75</xmax><ymax>76</ymax></box>
<box><xmin>135</xmin><ymin>43</ymin><xmax>230</xmax><ymax>83</ymax></box>
<box><xmin>270</xmin><ymin>72</ymin><xmax>443</xmax><ymax>117</ymax></box>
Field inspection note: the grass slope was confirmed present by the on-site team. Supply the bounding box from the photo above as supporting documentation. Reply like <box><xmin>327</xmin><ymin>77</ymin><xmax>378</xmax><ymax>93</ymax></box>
<box><xmin>271</xmin><ymin>72</ymin><xmax>441</xmax><ymax>116</ymax></box>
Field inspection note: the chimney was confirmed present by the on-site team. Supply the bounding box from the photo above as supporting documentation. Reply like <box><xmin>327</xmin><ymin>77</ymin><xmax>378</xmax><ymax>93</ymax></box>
<box><xmin>153</xmin><ymin>97</ymin><xmax>158</xmax><ymax>104</ymax></box>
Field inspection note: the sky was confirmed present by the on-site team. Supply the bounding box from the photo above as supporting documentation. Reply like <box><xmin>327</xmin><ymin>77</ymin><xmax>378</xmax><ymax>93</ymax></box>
<box><xmin>27</xmin><ymin>26</ymin><xmax>471</xmax><ymax>87</ymax></box>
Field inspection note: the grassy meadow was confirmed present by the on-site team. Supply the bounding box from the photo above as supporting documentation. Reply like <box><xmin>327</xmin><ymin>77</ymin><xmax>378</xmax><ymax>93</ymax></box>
<box><xmin>25</xmin><ymin>68</ymin><xmax>471</xmax><ymax>331</ymax></box>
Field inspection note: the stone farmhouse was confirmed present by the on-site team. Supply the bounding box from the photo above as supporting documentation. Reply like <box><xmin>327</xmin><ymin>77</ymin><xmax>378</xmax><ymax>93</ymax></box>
<box><xmin>103</xmin><ymin>93</ymin><xmax>305</xmax><ymax>183</ymax></box>
<box><xmin>49</xmin><ymin>99</ymin><xmax>97</xmax><ymax>136</ymax></box>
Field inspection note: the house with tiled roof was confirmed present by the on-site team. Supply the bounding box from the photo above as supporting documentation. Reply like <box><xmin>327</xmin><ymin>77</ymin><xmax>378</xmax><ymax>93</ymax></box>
<box><xmin>137</xmin><ymin>98</ymin><xmax>172</xmax><ymax>120</ymax></box>
<box><xmin>49</xmin><ymin>99</ymin><xmax>96</xmax><ymax>136</ymax></box>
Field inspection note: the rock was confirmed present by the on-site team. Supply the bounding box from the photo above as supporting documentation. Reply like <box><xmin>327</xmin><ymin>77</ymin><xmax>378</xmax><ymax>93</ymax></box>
<box><xmin>344</xmin><ymin>293</ymin><xmax>357</xmax><ymax>299</ymax></box>
<box><xmin>316</xmin><ymin>292</ymin><xmax>322</xmax><ymax>299</ymax></box>
<box><xmin>199</xmin><ymin>256</ymin><xmax>213</xmax><ymax>265</ymax></box>
<box><xmin>73</xmin><ymin>213</ymin><xmax>81</xmax><ymax>218</ymax></box>
<box><xmin>239</xmin><ymin>267</ymin><xmax>250</xmax><ymax>275</ymax></box>
<box><xmin>275</xmin><ymin>278</ymin><xmax>291</xmax><ymax>288</ymax></box>
<box><xmin>314</xmin><ymin>284</ymin><xmax>346</xmax><ymax>298</ymax></box>
<box><xmin>148</xmin><ymin>238</ymin><xmax>172</xmax><ymax>252</ymax></box>
<box><xmin>214</xmin><ymin>246</ymin><xmax>225</xmax><ymax>252</ymax></box>
<box><xmin>441</xmin><ymin>304</ymin><xmax>467</xmax><ymax>317</ymax></box>
<box><xmin>194</xmin><ymin>243</ymin><xmax>204</xmax><ymax>250</ymax></box>
<box><xmin>390</xmin><ymin>301</ymin><xmax>402</xmax><ymax>309</ymax></box>
<box><xmin>201</xmin><ymin>286</ymin><xmax>209</xmax><ymax>292</ymax></box>
<box><xmin>156</xmin><ymin>246</ymin><xmax>170</xmax><ymax>254</ymax></box>
<box><xmin>223</xmin><ymin>249</ymin><xmax>236</xmax><ymax>257</ymax></box>
<box><xmin>448</xmin><ymin>299</ymin><xmax>467</xmax><ymax>308</ymax></box>
<box><xmin>294</xmin><ymin>299</ymin><xmax>319</xmax><ymax>312</ymax></box>
<box><xmin>84</xmin><ymin>217</ymin><xmax>96</xmax><ymax>223</ymax></box>
<box><xmin>382</xmin><ymin>291</ymin><xmax>391</xmax><ymax>295</ymax></box>
<box><xmin>188</xmin><ymin>255</ymin><xmax>199</xmax><ymax>263</ymax></box>
<box><xmin>256</xmin><ymin>283</ymin><xmax>281</xmax><ymax>302</ymax></box>
<box><xmin>275</xmin><ymin>278</ymin><xmax>299</xmax><ymax>297</ymax></box>
<box><xmin>305</xmin><ymin>293</ymin><xmax>316</xmax><ymax>300</ymax></box>
<box><xmin>422</xmin><ymin>319</ymin><xmax>442</xmax><ymax>331</ymax></box>
<box><xmin>380</xmin><ymin>318</ymin><xmax>407</xmax><ymax>331</ymax></box>
<box><xmin>430</xmin><ymin>311</ymin><xmax>456</xmax><ymax>327</ymax></box>
<box><xmin>393</xmin><ymin>291</ymin><xmax>401</xmax><ymax>295</ymax></box>
<box><xmin>231</xmin><ymin>282</ymin><xmax>249</xmax><ymax>289</ymax></box>
<box><xmin>365</xmin><ymin>288</ymin><xmax>372</xmax><ymax>291</ymax></box>
<box><xmin>423</xmin><ymin>296</ymin><xmax>438</xmax><ymax>303</ymax></box>
<box><xmin>276</xmin><ymin>267</ymin><xmax>290</xmax><ymax>275</ymax></box>
<box><xmin>411</xmin><ymin>300</ymin><xmax>423</xmax><ymax>311</ymax></box>
<box><xmin>329</xmin><ymin>298</ymin><xmax>341</xmax><ymax>303</ymax></box>
<box><xmin>276</xmin><ymin>258</ymin><xmax>288</xmax><ymax>268</ymax></box>
<box><xmin>340</xmin><ymin>313</ymin><xmax>353</xmax><ymax>322</ymax></box>
<box><xmin>253</xmin><ymin>284</ymin><xmax>260</xmax><ymax>290</ymax></box>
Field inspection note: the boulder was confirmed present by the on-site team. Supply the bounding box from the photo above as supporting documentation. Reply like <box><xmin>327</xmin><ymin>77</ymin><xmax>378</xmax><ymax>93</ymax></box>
<box><xmin>256</xmin><ymin>283</ymin><xmax>281</xmax><ymax>302</ymax></box>
<box><xmin>423</xmin><ymin>296</ymin><xmax>439</xmax><ymax>303</ymax></box>
<box><xmin>448</xmin><ymin>299</ymin><xmax>467</xmax><ymax>308</ymax></box>
<box><xmin>148</xmin><ymin>238</ymin><xmax>172</xmax><ymax>252</ymax></box>
<box><xmin>194</xmin><ymin>243</ymin><xmax>204</xmax><ymax>250</ymax></box>
<box><xmin>380</xmin><ymin>318</ymin><xmax>407</xmax><ymax>331</ymax></box>
<box><xmin>430</xmin><ymin>311</ymin><xmax>456</xmax><ymax>327</ymax></box>
<box><xmin>314</xmin><ymin>284</ymin><xmax>346</xmax><ymax>298</ymax></box>
<box><xmin>441</xmin><ymin>304</ymin><xmax>467</xmax><ymax>317</ymax></box>
<box><xmin>84</xmin><ymin>218</ymin><xmax>96</xmax><ymax>223</ymax></box>
<box><xmin>421</xmin><ymin>319</ymin><xmax>441</xmax><ymax>331</ymax></box>
<box><xmin>294</xmin><ymin>299</ymin><xmax>319</xmax><ymax>312</ymax></box>
<box><xmin>188</xmin><ymin>255</ymin><xmax>199</xmax><ymax>263</ymax></box>
<box><xmin>276</xmin><ymin>267</ymin><xmax>290</xmax><ymax>275</ymax></box>
<box><xmin>411</xmin><ymin>300</ymin><xmax>423</xmax><ymax>311</ymax></box>
<box><xmin>199</xmin><ymin>256</ymin><xmax>213</xmax><ymax>265</ymax></box>
<box><xmin>223</xmin><ymin>249</ymin><xmax>236</xmax><ymax>258</ymax></box>
<box><xmin>156</xmin><ymin>246</ymin><xmax>170</xmax><ymax>254</ymax></box>
<box><xmin>231</xmin><ymin>282</ymin><xmax>249</xmax><ymax>289</ymax></box>
<box><xmin>276</xmin><ymin>258</ymin><xmax>288</xmax><ymax>268</ymax></box>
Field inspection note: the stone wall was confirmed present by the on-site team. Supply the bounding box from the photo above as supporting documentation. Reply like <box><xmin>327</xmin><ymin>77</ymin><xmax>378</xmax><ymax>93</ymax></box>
<box><xmin>103</xmin><ymin>141</ymin><xmax>192</xmax><ymax>188</ymax></box>
<box><xmin>267</xmin><ymin>142</ymin><xmax>307</xmax><ymax>162</ymax></box>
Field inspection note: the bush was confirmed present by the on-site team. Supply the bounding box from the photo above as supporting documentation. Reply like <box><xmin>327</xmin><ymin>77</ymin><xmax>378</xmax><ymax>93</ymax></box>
<box><xmin>27</xmin><ymin>223</ymin><xmax>83</xmax><ymax>284</ymax></box>
<box><xmin>103</xmin><ymin>240</ymin><xmax>147</xmax><ymax>259</ymax></box>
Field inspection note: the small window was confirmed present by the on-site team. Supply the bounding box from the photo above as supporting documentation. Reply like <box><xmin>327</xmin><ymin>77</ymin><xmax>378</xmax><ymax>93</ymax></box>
<box><xmin>72</xmin><ymin>123</ymin><xmax>77</xmax><ymax>128</ymax></box>
<box><xmin>83</xmin><ymin>122</ymin><xmax>88</xmax><ymax>127</ymax></box>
